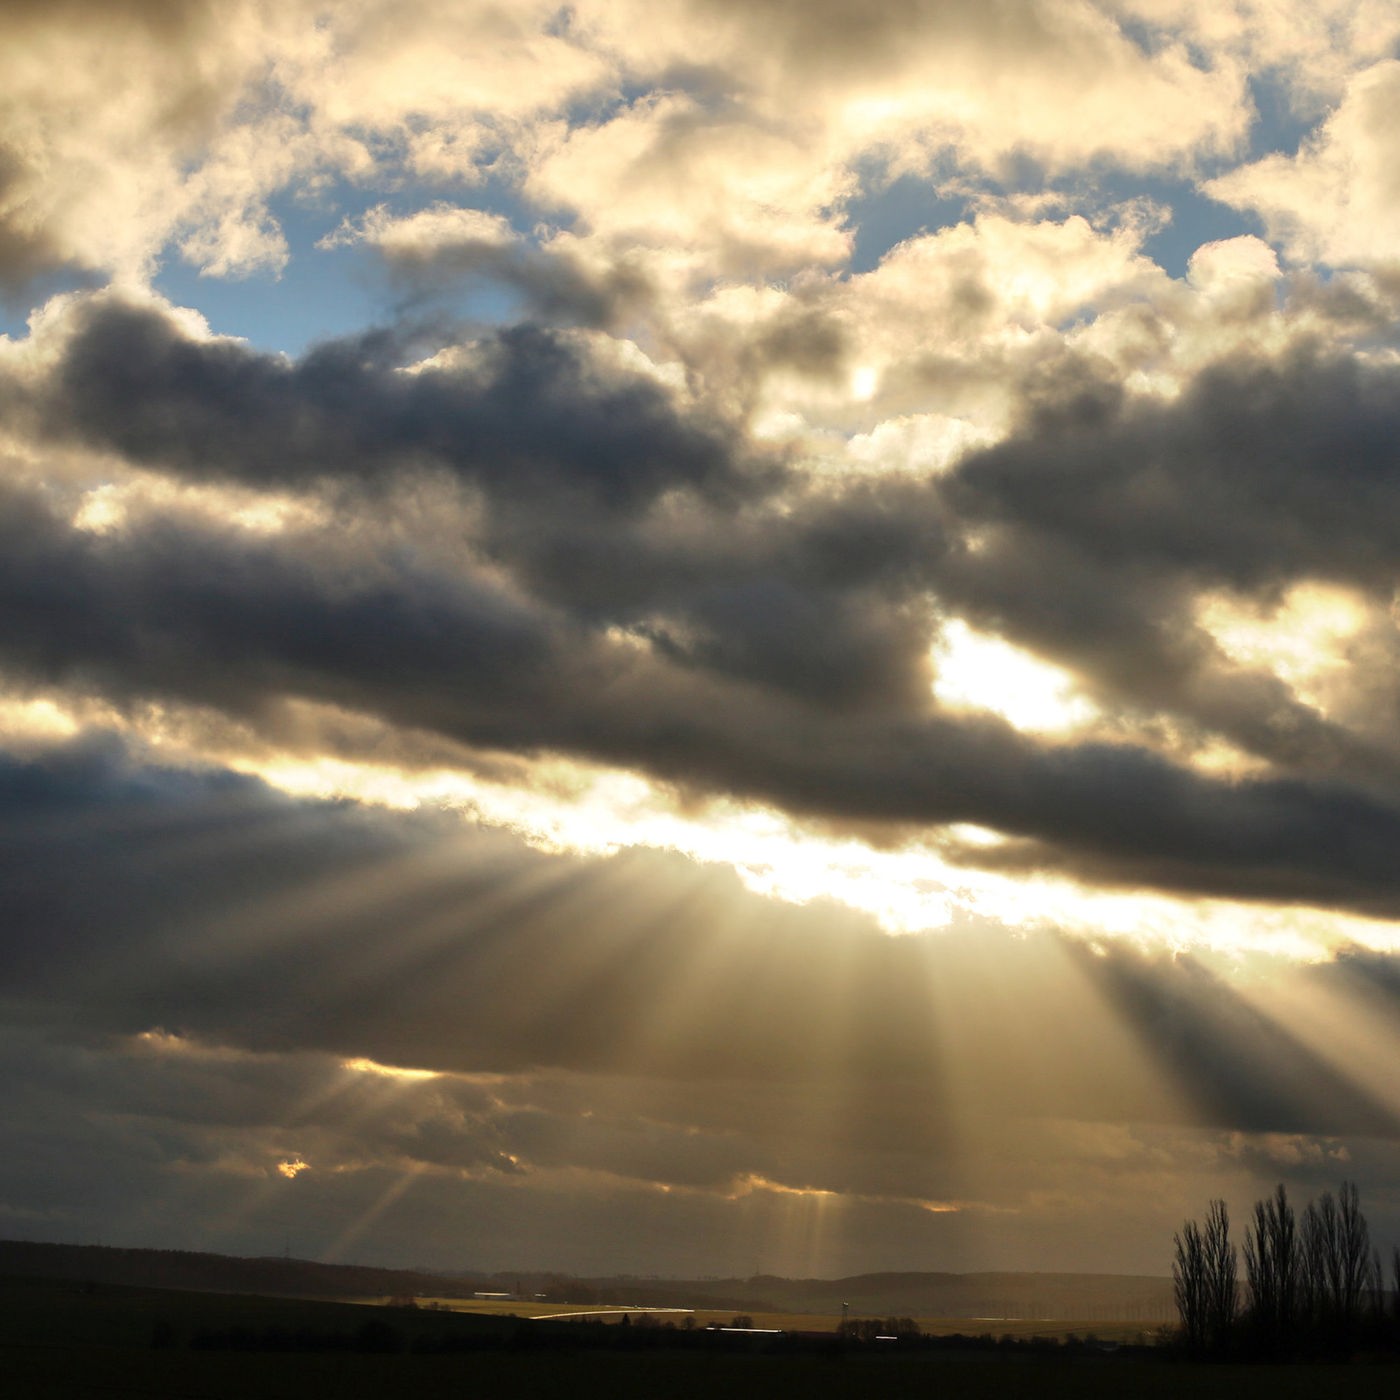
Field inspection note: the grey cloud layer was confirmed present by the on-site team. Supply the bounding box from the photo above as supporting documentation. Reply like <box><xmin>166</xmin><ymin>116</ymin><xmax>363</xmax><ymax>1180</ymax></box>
<box><xmin>11</xmin><ymin>297</ymin><xmax>1400</xmax><ymax>916</ymax></box>
<box><xmin>957</xmin><ymin>352</ymin><xmax>1400</xmax><ymax>588</ymax></box>
<box><xmin>45</xmin><ymin>301</ymin><xmax>757</xmax><ymax>513</ymax></box>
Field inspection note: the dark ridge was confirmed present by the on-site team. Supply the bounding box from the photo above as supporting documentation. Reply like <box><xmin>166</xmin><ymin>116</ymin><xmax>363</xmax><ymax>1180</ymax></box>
<box><xmin>0</xmin><ymin>1239</ymin><xmax>484</xmax><ymax>1301</ymax></box>
<box><xmin>0</xmin><ymin>1239</ymin><xmax>1176</xmax><ymax>1320</ymax></box>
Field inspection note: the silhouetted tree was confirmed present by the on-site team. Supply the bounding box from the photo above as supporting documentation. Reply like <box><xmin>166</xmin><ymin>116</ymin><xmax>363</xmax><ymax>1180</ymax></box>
<box><xmin>1336</xmin><ymin>1182</ymin><xmax>1372</xmax><ymax>1329</ymax></box>
<box><xmin>1203</xmin><ymin>1198</ymin><xmax>1239</xmax><ymax>1352</ymax></box>
<box><xmin>1302</xmin><ymin>1182</ymin><xmax>1371</xmax><ymax>1344</ymax></box>
<box><xmin>1174</xmin><ymin>1216</ymin><xmax>1209</xmax><ymax>1352</ymax></box>
<box><xmin>1174</xmin><ymin>1198</ymin><xmax>1236</xmax><ymax>1356</ymax></box>
<box><xmin>1367</xmin><ymin>1249</ymin><xmax>1386</xmax><ymax>1333</ymax></box>
<box><xmin>1243</xmin><ymin>1183</ymin><xmax>1299</xmax><ymax>1353</ymax></box>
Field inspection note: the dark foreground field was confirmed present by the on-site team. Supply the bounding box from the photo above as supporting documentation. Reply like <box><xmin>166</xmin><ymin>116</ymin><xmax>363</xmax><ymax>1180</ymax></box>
<box><xmin>4</xmin><ymin>1276</ymin><xmax>1396</xmax><ymax>1399</ymax></box>
<box><xmin>15</xmin><ymin>1347</ymin><xmax>1400</xmax><ymax>1400</ymax></box>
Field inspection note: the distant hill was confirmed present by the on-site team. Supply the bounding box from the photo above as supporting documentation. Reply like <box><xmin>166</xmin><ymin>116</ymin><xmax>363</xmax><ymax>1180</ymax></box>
<box><xmin>0</xmin><ymin>1240</ymin><xmax>484</xmax><ymax>1302</ymax></box>
<box><xmin>0</xmin><ymin>1240</ymin><xmax>1174</xmax><ymax>1321</ymax></box>
<box><xmin>666</xmin><ymin>1270</ymin><xmax>1173</xmax><ymax>1322</ymax></box>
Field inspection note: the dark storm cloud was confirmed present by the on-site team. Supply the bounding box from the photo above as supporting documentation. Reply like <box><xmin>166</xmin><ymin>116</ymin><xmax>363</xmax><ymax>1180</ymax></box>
<box><xmin>933</xmin><ymin>346</ymin><xmax>1400</xmax><ymax>778</ymax></box>
<box><xmin>473</xmin><ymin>469</ymin><xmax>947</xmax><ymax>712</ymax></box>
<box><xmin>14</xmin><ymin>295</ymin><xmax>1400</xmax><ymax>912</ymax></box>
<box><xmin>954</xmin><ymin>349</ymin><xmax>1400</xmax><ymax>589</ymax></box>
<box><xmin>8</xmin><ymin>452</ymin><xmax>1400</xmax><ymax>914</ymax></box>
<box><xmin>0</xmin><ymin>477</ymin><xmax>568</xmax><ymax>747</ymax></box>
<box><xmin>935</xmin><ymin>757</ymin><xmax>1400</xmax><ymax>918</ymax></box>
<box><xmin>38</xmin><ymin>298</ymin><xmax>759</xmax><ymax>514</ymax></box>
<box><xmin>0</xmin><ymin>292</ymin><xmax>944</xmax><ymax>718</ymax></box>
<box><xmin>3</xmin><ymin>733</ymin><xmax>1399</xmax><ymax>1148</ymax></box>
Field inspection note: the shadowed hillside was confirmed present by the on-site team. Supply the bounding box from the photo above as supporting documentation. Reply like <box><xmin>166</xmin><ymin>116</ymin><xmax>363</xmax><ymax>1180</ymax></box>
<box><xmin>0</xmin><ymin>1240</ymin><xmax>483</xmax><ymax>1302</ymax></box>
<box><xmin>1</xmin><ymin>1240</ymin><xmax>1173</xmax><ymax>1320</ymax></box>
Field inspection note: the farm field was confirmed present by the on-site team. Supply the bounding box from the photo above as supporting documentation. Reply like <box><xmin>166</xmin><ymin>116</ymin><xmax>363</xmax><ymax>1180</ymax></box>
<box><xmin>3</xmin><ymin>1275</ymin><xmax>1396</xmax><ymax>1399</ymax></box>
<box><xmin>396</xmin><ymin>1295</ymin><xmax>1159</xmax><ymax>1345</ymax></box>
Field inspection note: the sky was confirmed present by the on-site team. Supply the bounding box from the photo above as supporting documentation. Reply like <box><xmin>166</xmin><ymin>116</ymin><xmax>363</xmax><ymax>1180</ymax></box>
<box><xmin>2</xmin><ymin>0</ymin><xmax>1400</xmax><ymax>1282</ymax></box>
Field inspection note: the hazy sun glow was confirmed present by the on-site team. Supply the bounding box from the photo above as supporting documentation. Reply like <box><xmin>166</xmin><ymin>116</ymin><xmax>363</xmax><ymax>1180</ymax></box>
<box><xmin>933</xmin><ymin>619</ymin><xmax>1099</xmax><ymax>733</ymax></box>
<box><xmin>0</xmin><ymin>692</ymin><xmax>82</xmax><ymax>741</ymax></box>
<box><xmin>7</xmin><ymin>678</ymin><xmax>1395</xmax><ymax>962</ymax></box>
<box><xmin>1231</xmin><ymin>969</ymin><xmax>1400</xmax><ymax>1123</ymax></box>
<box><xmin>341</xmin><ymin>1056</ymin><xmax>440</xmax><ymax>1082</ymax></box>
<box><xmin>66</xmin><ymin>468</ymin><xmax>327</xmax><ymax>541</ymax></box>
<box><xmin>1197</xmin><ymin>581</ymin><xmax>1369</xmax><ymax>714</ymax></box>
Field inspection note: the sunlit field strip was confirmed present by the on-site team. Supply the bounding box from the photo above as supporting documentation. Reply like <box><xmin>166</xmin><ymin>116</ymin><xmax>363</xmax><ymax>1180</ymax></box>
<box><xmin>376</xmin><ymin>1297</ymin><xmax>1163</xmax><ymax>1344</ymax></box>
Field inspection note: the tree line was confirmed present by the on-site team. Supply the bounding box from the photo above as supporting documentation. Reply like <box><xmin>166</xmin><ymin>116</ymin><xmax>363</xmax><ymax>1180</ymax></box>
<box><xmin>1173</xmin><ymin>1182</ymin><xmax>1398</xmax><ymax>1359</ymax></box>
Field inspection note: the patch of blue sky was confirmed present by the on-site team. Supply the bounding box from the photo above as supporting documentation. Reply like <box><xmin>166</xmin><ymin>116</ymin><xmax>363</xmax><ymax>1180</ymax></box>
<box><xmin>1115</xmin><ymin>70</ymin><xmax>1319</xmax><ymax>279</ymax></box>
<box><xmin>1112</xmin><ymin>11</ymin><xmax>1172</xmax><ymax>59</ymax></box>
<box><xmin>1135</xmin><ymin>182</ymin><xmax>1265</xmax><ymax>279</ymax></box>
<box><xmin>845</xmin><ymin>172</ymin><xmax>972</xmax><ymax>275</ymax></box>
<box><xmin>1244</xmin><ymin>70</ymin><xmax>1324</xmax><ymax>160</ymax></box>
<box><xmin>154</xmin><ymin>238</ymin><xmax>389</xmax><ymax>360</ymax></box>
<box><xmin>842</xmin><ymin>159</ymin><xmax>1261</xmax><ymax>283</ymax></box>
<box><xmin>152</xmin><ymin>173</ymin><xmax>546</xmax><ymax>359</ymax></box>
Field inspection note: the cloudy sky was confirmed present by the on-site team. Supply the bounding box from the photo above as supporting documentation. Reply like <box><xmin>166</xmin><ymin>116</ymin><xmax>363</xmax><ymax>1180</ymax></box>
<box><xmin>3</xmin><ymin>0</ymin><xmax>1400</xmax><ymax>1280</ymax></box>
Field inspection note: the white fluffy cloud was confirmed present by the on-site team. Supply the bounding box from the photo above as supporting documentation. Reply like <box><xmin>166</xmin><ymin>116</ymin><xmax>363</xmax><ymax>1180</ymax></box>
<box><xmin>1207</xmin><ymin>60</ymin><xmax>1400</xmax><ymax>274</ymax></box>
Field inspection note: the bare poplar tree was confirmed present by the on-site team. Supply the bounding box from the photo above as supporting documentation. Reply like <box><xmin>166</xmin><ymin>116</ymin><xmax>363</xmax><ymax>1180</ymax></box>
<box><xmin>1202</xmin><ymin>1198</ymin><xmax>1238</xmax><ymax>1352</ymax></box>
<box><xmin>1175</xmin><ymin>1198</ymin><xmax>1236</xmax><ymax>1354</ymax></box>
<box><xmin>1243</xmin><ymin>1183</ymin><xmax>1298</xmax><ymax>1351</ymax></box>
<box><xmin>1301</xmin><ymin>1189</ymin><xmax>1337</xmax><ymax>1326</ymax></box>
<box><xmin>1174</xmin><ymin>1216</ymin><xmax>1208</xmax><ymax>1353</ymax></box>
<box><xmin>1302</xmin><ymin>1182</ymin><xmax>1371</xmax><ymax>1345</ymax></box>
<box><xmin>1336</xmin><ymin>1182</ymin><xmax>1372</xmax><ymax>1329</ymax></box>
<box><xmin>1368</xmin><ymin>1249</ymin><xmax>1385</xmax><ymax>1329</ymax></box>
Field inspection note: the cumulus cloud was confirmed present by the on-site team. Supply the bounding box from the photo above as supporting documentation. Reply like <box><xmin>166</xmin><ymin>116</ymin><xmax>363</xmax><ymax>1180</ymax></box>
<box><xmin>1111</xmin><ymin>0</ymin><xmax>1400</xmax><ymax>109</ymax></box>
<box><xmin>0</xmin><ymin>0</ymin><xmax>305</xmax><ymax>285</ymax></box>
<box><xmin>0</xmin><ymin>1</ymin><xmax>1263</xmax><ymax>292</ymax></box>
<box><xmin>1206</xmin><ymin>60</ymin><xmax>1400</xmax><ymax>275</ymax></box>
<box><xmin>595</xmin><ymin>0</ymin><xmax>1251</xmax><ymax>173</ymax></box>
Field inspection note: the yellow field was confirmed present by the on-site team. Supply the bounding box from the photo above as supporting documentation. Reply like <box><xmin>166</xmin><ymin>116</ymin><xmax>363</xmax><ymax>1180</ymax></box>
<box><xmin>374</xmin><ymin>1297</ymin><xmax>1161</xmax><ymax>1345</ymax></box>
